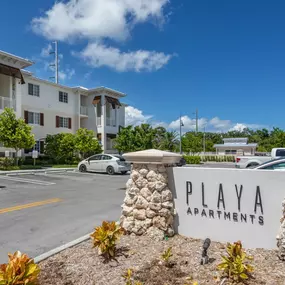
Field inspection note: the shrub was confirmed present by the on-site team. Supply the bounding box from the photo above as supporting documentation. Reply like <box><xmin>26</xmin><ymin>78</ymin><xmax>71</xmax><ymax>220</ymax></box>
<box><xmin>0</xmin><ymin>251</ymin><xmax>40</xmax><ymax>285</ymax></box>
<box><xmin>122</xmin><ymin>269</ymin><xmax>143</xmax><ymax>285</ymax></box>
<box><xmin>0</xmin><ymin>158</ymin><xmax>14</xmax><ymax>170</ymax></box>
<box><xmin>217</xmin><ymin>241</ymin><xmax>253</xmax><ymax>282</ymax></box>
<box><xmin>183</xmin><ymin>155</ymin><xmax>201</xmax><ymax>164</ymax></box>
<box><xmin>90</xmin><ymin>221</ymin><xmax>125</xmax><ymax>260</ymax></box>
<box><xmin>161</xmin><ymin>247</ymin><xmax>173</xmax><ymax>264</ymax></box>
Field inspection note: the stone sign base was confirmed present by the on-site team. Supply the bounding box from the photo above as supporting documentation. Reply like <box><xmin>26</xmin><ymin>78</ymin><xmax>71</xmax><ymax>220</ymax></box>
<box><xmin>120</xmin><ymin>163</ymin><xmax>176</xmax><ymax>241</ymax></box>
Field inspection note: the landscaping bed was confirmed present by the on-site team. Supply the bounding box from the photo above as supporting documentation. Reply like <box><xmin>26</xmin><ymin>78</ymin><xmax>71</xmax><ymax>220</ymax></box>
<box><xmin>38</xmin><ymin>234</ymin><xmax>285</xmax><ymax>285</ymax></box>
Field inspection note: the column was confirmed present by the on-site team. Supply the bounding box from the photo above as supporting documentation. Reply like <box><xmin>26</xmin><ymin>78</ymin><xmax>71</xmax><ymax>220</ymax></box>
<box><xmin>101</xmin><ymin>94</ymin><xmax>106</xmax><ymax>153</ymax></box>
<box><xmin>116</xmin><ymin>106</ymin><xmax>119</xmax><ymax>129</ymax></box>
<box><xmin>120</xmin><ymin>149</ymin><xmax>182</xmax><ymax>241</ymax></box>
<box><xmin>15</xmin><ymin>78</ymin><xmax>21</xmax><ymax>118</ymax></box>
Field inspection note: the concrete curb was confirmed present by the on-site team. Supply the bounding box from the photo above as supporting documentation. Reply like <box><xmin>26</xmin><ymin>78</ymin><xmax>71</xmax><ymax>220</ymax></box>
<box><xmin>34</xmin><ymin>232</ymin><xmax>92</xmax><ymax>263</ymax></box>
<box><xmin>0</xmin><ymin>168</ymin><xmax>76</xmax><ymax>175</ymax></box>
<box><xmin>33</xmin><ymin>220</ymin><xmax>121</xmax><ymax>263</ymax></box>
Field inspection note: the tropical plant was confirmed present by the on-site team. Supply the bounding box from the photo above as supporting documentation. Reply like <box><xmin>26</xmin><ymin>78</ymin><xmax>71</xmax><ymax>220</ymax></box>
<box><xmin>90</xmin><ymin>221</ymin><xmax>125</xmax><ymax>260</ymax></box>
<box><xmin>217</xmin><ymin>241</ymin><xmax>254</xmax><ymax>282</ymax></box>
<box><xmin>0</xmin><ymin>108</ymin><xmax>35</xmax><ymax>165</ymax></box>
<box><xmin>122</xmin><ymin>269</ymin><xmax>143</xmax><ymax>285</ymax></box>
<box><xmin>0</xmin><ymin>251</ymin><xmax>40</xmax><ymax>285</ymax></box>
<box><xmin>158</xmin><ymin>131</ymin><xmax>179</xmax><ymax>152</ymax></box>
<box><xmin>161</xmin><ymin>247</ymin><xmax>173</xmax><ymax>263</ymax></box>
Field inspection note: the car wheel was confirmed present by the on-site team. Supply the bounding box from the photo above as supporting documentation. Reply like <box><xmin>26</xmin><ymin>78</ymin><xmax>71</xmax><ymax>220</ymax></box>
<box><xmin>121</xmin><ymin>171</ymin><xmax>128</xmax><ymax>175</ymax></box>
<box><xmin>107</xmin><ymin>166</ymin><xmax>115</xmax><ymax>175</ymax></box>
<box><xmin>246</xmin><ymin>163</ymin><xmax>259</xmax><ymax>168</ymax></box>
<box><xmin>79</xmin><ymin>164</ymin><xmax>87</xmax><ymax>172</ymax></box>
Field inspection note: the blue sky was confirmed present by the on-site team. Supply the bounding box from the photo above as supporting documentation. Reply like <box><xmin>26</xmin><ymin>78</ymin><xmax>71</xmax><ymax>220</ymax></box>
<box><xmin>1</xmin><ymin>0</ymin><xmax>284</xmax><ymax>132</ymax></box>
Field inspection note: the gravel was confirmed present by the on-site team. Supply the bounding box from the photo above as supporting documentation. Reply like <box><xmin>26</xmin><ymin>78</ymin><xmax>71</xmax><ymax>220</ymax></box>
<box><xmin>38</xmin><ymin>235</ymin><xmax>285</xmax><ymax>285</ymax></box>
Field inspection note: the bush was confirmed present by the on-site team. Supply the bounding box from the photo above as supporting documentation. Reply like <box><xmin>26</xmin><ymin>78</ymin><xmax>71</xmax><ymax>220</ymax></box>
<box><xmin>183</xmin><ymin>155</ymin><xmax>201</xmax><ymax>164</ymax></box>
<box><xmin>0</xmin><ymin>158</ymin><xmax>15</xmax><ymax>170</ymax></box>
<box><xmin>122</xmin><ymin>269</ymin><xmax>143</xmax><ymax>285</ymax></box>
<box><xmin>0</xmin><ymin>251</ymin><xmax>40</xmax><ymax>285</ymax></box>
<box><xmin>217</xmin><ymin>241</ymin><xmax>253</xmax><ymax>282</ymax></box>
<box><xmin>90</xmin><ymin>221</ymin><xmax>125</xmax><ymax>261</ymax></box>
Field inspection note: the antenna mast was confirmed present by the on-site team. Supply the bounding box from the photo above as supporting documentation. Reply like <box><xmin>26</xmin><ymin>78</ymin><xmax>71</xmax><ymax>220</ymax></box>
<box><xmin>49</xmin><ymin>41</ymin><xmax>59</xmax><ymax>84</ymax></box>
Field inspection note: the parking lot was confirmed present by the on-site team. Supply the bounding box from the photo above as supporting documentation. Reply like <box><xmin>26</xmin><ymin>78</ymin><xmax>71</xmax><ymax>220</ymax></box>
<box><xmin>0</xmin><ymin>170</ymin><xmax>128</xmax><ymax>263</ymax></box>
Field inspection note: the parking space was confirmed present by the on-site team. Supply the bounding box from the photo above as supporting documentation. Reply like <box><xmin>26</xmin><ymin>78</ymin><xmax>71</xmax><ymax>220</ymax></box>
<box><xmin>0</xmin><ymin>171</ymin><xmax>129</xmax><ymax>263</ymax></box>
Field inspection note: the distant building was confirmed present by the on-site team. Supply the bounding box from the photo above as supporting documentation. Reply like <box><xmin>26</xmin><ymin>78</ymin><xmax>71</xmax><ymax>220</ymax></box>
<box><xmin>214</xmin><ymin>138</ymin><xmax>258</xmax><ymax>155</ymax></box>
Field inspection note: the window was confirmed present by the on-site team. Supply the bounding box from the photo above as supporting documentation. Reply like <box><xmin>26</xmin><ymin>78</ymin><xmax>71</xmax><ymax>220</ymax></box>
<box><xmin>101</xmin><ymin>155</ymin><xmax>112</xmax><ymax>160</ymax></box>
<box><xmin>89</xmin><ymin>155</ymin><xmax>102</xmax><ymax>161</ymax></box>
<box><xmin>59</xmin><ymin>91</ymin><xmax>68</xmax><ymax>103</ymax></box>
<box><xmin>56</xmin><ymin>116</ymin><xmax>71</xmax><ymax>129</ymax></box>
<box><xmin>59</xmin><ymin>117</ymin><xmax>69</xmax><ymax>128</ymax></box>
<box><xmin>25</xmin><ymin>140</ymin><xmax>44</xmax><ymax>154</ymax></box>
<box><xmin>225</xmin><ymin>150</ymin><xmax>237</xmax><ymax>154</ymax></box>
<box><xmin>263</xmin><ymin>162</ymin><xmax>285</xmax><ymax>170</ymax></box>
<box><xmin>27</xmin><ymin>112</ymin><xmax>41</xmax><ymax>125</ymax></box>
<box><xmin>276</xmin><ymin>149</ymin><xmax>285</xmax><ymax>157</ymax></box>
<box><xmin>28</xmin><ymin>83</ymin><xmax>40</xmax><ymax>97</ymax></box>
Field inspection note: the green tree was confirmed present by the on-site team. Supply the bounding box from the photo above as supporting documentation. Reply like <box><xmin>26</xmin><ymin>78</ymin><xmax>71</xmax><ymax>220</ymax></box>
<box><xmin>159</xmin><ymin>131</ymin><xmax>179</xmax><ymax>152</ymax></box>
<box><xmin>182</xmin><ymin>132</ymin><xmax>203</xmax><ymax>154</ymax></box>
<box><xmin>45</xmin><ymin>133</ymin><xmax>65</xmax><ymax>163</ymax></box>
<box><xmin>74</xmin><ymin>128</ymin><xmax>102</xmax><ymax>158</ymax></box>
<box><xmin>113</xmin><ymin>125</ymin><xmax>136</xmax><ymax>153</ymax></box>
<box><xmin>0</xmin><ymin>108</ymin><xmax>35</xmax><ymax>165</ymax></box>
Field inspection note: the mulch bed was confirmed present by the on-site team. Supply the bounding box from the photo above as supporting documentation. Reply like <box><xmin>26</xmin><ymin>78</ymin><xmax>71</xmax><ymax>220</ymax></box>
<box><xmin>39</xmin><ymin>234</ymin><xmax>285</xmax><ymax>285</ymax></box>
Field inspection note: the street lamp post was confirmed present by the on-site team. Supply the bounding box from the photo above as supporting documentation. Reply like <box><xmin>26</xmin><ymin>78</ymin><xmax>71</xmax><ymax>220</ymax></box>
<box><xmin>203</xmin><ymin>126</ymin><xmax>206</xmax><ymax>154</ymax></box>
<box><xmin>179</xmin><ymin>114</ymin><xmax>184</xmax><ymax>154</ymax></box>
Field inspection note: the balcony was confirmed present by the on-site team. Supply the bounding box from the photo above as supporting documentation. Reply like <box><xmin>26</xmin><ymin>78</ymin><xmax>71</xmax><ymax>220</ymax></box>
<box><xmin>106</xmin><ymin>117</ymin><xmax>116</xmax><ymax>127</ymax></box>
<box><xmin>80</xmin><ymin>105</ymin><xmax>88</xmax><ymax>116</ymax></box>
<box><xmin>0</xmin><ymin>96</ymin><xmax>15</xmax><ymax>110</ymax></box>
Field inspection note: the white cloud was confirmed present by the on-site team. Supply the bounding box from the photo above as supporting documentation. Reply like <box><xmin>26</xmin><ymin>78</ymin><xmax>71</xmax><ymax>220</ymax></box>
<box><xmin>125</xmin><ymin>106</ymin><xmax>153</xmax><ymax>126</ymax></box>
<box><xmin>41</xmin><ymin>43</ymin><xmax>53</xmax><ymax>57</ymax></box>
<box><xmin>124</xmin><ymin>108</ymin><xmax>266</xmax><ymax>133</ymax></box>
<box><xmin>209</xmin><ymin>117</ymin><xmax>231</xmax><ymax>130</ymax></box>
<box><xmin>75</xmin><ymin>42</ymin><xmax>172</xmax><ymax>72</ymax></box>
<box><xmin>31</xmin><ymin>0</ymin><xmax>169</xmax><ymax>42</ymax></box>
<box><xmin>58</xmin><ymin>68</ymin><xmax>75</xmax><ymax>81</ymax></box>
<box><xmin>169</xmin><ymin>116</ymin><xmax>207</xmax><ymax>131</ymax></box>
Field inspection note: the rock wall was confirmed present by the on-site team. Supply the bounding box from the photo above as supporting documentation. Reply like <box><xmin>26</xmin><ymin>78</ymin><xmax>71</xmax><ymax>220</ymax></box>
<box><xmin>277</xmin><ymin>199</ymin><xmax>285</xmax><ymax>260</ymax></box>
<box><xmin>120</xmin><ymin>163</ymin><xmax>175</xmax><ymax>240</ymax></box>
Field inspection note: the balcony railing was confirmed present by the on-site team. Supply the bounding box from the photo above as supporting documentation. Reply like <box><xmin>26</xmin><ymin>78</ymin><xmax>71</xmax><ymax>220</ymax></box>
<box><xmin>106</xmin><ymin>117</ymin><xmax>116</xmax><ymax>127</ymax></box>
<box><xmin>0</xmin><ymin>96</ymin><xmax>15</xmax><ymax>110</ymax></box>
<box><xmin>80</xmin><ymin>105</ymin><xmax>88</xmax><ymax>116</ymax></box>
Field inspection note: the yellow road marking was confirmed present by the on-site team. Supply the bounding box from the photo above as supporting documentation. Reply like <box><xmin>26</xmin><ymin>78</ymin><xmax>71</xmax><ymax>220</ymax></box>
<box><xmin>0</xmin><ymin>198</ymin><xmax>62</xmax><ymax>214</ymax></box>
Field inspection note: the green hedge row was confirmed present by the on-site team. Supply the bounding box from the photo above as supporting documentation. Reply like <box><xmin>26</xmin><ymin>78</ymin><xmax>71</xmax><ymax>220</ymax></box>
<box><xmin>200</xmin><ymin>155</ymin><xmax>235</xmax><ymax>162</ymax></box>
<box><xmin>183</xmin><ymin>155</ymin><xmax>201</xmax><ymax>164</ymax></box>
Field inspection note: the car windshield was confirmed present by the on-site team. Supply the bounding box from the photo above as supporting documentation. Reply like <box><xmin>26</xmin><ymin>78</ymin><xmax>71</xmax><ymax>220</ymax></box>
<box><xmin>114</xmin><ymin>155</ymin><xmax>126</xmax><ymax>161</ymax></box>
<box><xmin>254</xmin><ymin>158</ymin><xmax>285</xmax><ymax>169</ymax></box>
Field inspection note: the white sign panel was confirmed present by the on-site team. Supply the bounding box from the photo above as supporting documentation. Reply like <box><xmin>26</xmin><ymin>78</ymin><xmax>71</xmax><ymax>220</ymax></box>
<box><xmin>171</xmin><ymin>167</ymin><xmax>285</xmax><ymax>249</ymax></box>
<box><xmin>32</xmin><ymin>150</ymin><xmax>38</xmax><ymax>159</ymax></box>
<box><xmin>5</xmin><ymin>151</ymin><xmax>9</xmax><ymax>157</ymax></box>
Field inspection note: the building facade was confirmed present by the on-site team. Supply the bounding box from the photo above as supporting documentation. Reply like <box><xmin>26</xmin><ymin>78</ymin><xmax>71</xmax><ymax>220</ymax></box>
<box><xmin>0</xmin><ymin>50</ymin><xmax>126</xmax><ymax>156</ymax></box>
<box><xmin>214</xmin><ymin>138</ymin><xmax>258</xmax><ymax>155</ymax></box>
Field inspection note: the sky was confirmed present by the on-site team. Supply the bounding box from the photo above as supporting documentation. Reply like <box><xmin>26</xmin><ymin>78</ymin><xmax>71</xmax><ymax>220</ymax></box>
<box><xmin>1</xmin><ymin>0</ymin><xmax>285</xmax><ymax>132</ymax></box>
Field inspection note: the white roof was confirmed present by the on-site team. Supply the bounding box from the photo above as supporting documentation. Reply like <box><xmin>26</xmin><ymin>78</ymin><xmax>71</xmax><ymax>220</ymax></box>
<box><xmin>0</xmin><ymin>50</ymin><xmax>33</xmax><ymax>69</ymax></box>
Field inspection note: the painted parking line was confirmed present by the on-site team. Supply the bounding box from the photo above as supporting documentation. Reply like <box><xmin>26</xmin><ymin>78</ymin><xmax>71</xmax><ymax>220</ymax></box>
<box><xmin>0</xmin><ymin>198</ymin><xmax>62</xmax><ymax>215</ymax></box>
<box><xmin>0</xmin><ymin>176</ymin><xmax>55</xmax><ymax>186</ymax></box>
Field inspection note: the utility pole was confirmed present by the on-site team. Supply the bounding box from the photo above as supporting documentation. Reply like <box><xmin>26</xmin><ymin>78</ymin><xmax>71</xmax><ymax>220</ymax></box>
<box><xmin>203</xmin><ymin>126</ymin><xmax>206</xmax><ymax>154</ymax></box>
<box><xmin>195</xmin><ymin>108</ymin><xmax>198</xmax><ymax>133</ymax></box>
<box><xmin>179</xmin><ymin>114</ymin><xmax>184</xmax><ymax>154</ymax></box>
<box><xmin>49</xmin><ymin>41</ymin><xmax>59</xmax><ymax>84</ymax></box>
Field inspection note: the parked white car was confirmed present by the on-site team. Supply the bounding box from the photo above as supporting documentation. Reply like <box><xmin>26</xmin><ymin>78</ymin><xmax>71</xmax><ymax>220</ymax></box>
<box><xmin>235</xmin><ymin>148</ymin><xmax>285</xmax><ymax>168</ymax></box>
<box><xmin>78</xmin><ymin>154</ymin><xmax>131</xmax><ymax>175</ymax></box>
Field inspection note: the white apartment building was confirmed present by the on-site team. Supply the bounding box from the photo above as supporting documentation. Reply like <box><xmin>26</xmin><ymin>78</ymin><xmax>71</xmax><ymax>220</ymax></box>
<box><xmin>0</xmin><ymin>50</ymin><xmax>126</xmax><ymax>156</ymax></box>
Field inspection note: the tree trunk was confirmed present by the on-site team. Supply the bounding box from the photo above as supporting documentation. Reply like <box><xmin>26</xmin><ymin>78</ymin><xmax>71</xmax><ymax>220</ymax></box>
<box><xmin>14</xmin><ymin>149</ymin><xmax>19</xmax><ymax>166</ymax></box>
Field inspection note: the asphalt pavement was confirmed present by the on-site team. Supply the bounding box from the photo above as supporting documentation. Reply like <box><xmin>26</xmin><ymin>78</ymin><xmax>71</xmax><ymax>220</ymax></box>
<box><xmin>0</xmin><ymin>171</ymin><xmax>128</xmax><ymax>263</ymax></box>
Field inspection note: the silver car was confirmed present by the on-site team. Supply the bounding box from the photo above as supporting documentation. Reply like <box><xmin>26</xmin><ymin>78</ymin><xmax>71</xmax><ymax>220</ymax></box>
<box><xmin>78</xmin><ymin>154</ymin><xmax>131</xmax><ymax>175</ymax></box>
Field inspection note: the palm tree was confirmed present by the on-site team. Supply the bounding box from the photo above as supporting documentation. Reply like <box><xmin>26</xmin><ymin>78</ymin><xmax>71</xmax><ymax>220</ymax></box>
<box><xmin>159</xmin><ymin>131</ymin><xmax>179</xmax><ymax>152</ymax></box>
